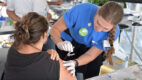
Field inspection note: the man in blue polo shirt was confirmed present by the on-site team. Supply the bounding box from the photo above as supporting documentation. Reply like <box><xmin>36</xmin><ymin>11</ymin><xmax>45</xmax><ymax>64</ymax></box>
<box><xmin>50</xmin><ymin>1</ymin><xmax>123</xmax><ymax>79</ymax></box>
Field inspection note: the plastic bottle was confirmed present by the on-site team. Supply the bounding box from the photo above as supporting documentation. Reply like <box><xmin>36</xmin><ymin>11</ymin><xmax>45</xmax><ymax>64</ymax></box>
<box><xmin>10</xmin><ymin>19</ymin><xmax>13</xmax><ymax>26</ymax></box>
<box><xmin>122</xmin><ymin>55</ymin><xmax>129</xmax><ymax>68</ymax></box>
<box><xmin>0</xmin><ymin>21</ymin><xmax>2</xmax><ymax>29</ymax></box>
<box><xmin>0</xmin><ymin>16</ymin><xmax>6</xmax><ymax>28</ymax></box>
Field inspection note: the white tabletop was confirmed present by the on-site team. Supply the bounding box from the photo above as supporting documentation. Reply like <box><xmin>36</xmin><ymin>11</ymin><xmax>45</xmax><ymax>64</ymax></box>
<box><xmin>49</xmin><ymin>2</ymin><xmax>74</xmax><ymax>11</ymax></box>
<box><xmin>86</xmin><ymin>65</ymin><xmax>142</xmax><ymax>80</ymax></box>
<box><xmin>0</xmin><ymin>26</ymin><xmax>15</xmax><ymax>35</ymax></box>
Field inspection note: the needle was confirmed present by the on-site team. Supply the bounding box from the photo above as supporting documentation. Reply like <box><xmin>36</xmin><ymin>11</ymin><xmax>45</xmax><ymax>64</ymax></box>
<box><xmin>67</xmin><ymin>52</ymin><xmax>75</xmax><ymax>56</ymax></box>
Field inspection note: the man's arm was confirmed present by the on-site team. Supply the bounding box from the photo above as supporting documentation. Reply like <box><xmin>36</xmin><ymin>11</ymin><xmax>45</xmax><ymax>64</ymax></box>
<box><xmin>76</xmin><ymin>46</ymin><xmax>103</xmax><ymax>66</ymax></box>
<box><xmin>6</xmin><ymin>9</ymin><xmax>20</xmax><ymax>21</ymax></box>
<box><xmin>50</xmin><ymin>17</ymin><xmax>67</xmax><ymax>44</ymax></box>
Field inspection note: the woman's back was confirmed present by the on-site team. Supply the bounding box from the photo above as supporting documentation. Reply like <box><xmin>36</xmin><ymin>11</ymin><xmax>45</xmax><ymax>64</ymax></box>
<box><xmin>3</xmin><ymin>46</ymin><xmax>59</xmax><ymax>80</ymax></box>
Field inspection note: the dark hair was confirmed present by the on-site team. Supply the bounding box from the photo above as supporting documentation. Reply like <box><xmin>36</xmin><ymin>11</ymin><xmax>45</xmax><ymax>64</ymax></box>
<box><xmin>98</xmin><ymin>1</ymin><xmax>124</xmax><ymax>65</ymax></box>
<box><xmin>13</xmin><ymin>12</ymin><xmax>49</xmax><ymax>49</ymax></box>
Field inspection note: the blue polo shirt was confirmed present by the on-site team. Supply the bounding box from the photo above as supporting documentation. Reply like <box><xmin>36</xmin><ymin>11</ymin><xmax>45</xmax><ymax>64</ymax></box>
<box><xmin>61</xmin><ymin>3</ymin><xmax>120</xmax><ymax>50</ymax></box>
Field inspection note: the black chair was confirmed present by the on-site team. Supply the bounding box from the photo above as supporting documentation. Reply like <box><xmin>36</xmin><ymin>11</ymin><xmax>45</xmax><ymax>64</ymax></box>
<box><xmin>110</xmin><ymin>0</ymin><xmax>142</xmax><ymax>3</ymax></box>
<box><xmin>118</xmin><ymin>24</ymin><xmax>129</xmax><ymax>30</ymax></box>
<box><xmin>0</xmin><ymin>72</ymin><xmax>4</xmax><ymax>80</ymax></box>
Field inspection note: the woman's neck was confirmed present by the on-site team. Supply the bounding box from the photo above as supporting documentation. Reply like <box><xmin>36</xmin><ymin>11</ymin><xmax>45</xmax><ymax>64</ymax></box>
<box><xmin>17</xmin><ymin>42</ymin><xmax>43</xmax><ymax>54</ymax></box>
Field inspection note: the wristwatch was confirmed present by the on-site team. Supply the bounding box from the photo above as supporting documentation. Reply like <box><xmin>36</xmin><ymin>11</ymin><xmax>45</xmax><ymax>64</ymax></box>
<box><xmin>74</xmin><ymin>59</ymin><xmax>79</xmax><ymax>67</ymax></box>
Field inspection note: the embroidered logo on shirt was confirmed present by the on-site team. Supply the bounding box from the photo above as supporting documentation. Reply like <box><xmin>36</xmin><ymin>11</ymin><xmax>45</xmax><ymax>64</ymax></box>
<box><xmin>88</xmin><ymin>23</ymin><xmax>91</xmax><ymax>27</ymax></box>
<box><xmin>92</xmin><ymin>40</ymin><xmax>98</xmax><ymax>45</ymax></box>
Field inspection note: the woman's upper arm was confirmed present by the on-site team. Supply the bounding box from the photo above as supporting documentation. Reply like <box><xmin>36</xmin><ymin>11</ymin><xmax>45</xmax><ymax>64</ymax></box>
<box><xmin>59</xmin><ymin>59</ymin><xmax>76</xmax><ymax>80</ymax></box>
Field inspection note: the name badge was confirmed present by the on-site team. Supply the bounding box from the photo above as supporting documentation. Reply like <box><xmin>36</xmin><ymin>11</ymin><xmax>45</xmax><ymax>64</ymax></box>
<box><xmin>103</xmin><ymin>40</ymin><xmax>110</xmax><ymax>51</ymax></box>
<box><xmin>79</xmin><ymin>28</ymin><xmax>88</xmax><ymax>36</ymax></box>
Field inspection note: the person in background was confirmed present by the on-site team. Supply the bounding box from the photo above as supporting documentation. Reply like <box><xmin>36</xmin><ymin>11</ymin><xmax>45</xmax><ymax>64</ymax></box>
<box><xmin>6</xmin><ymin>0</ymin><xmax>51</xmax><ymax>21</ymax></box>
<box><xmin>0</xmin><ymin>1</ymin><xmax>6</xmax><ymax>6</ymax></box>
<box><xmin>2</xmin><ymin>12</ymin><xmax>76</xmax><ymax>80</ymax></box>
<box><xmin>6</xmin><ymin>0</ymin><xmax>54</xmax><ymax>50</ymax></box>
<box><xmin>50</xmin><ymin>1</ymin><xmax>124</xmax><ymax>79</ymax></box>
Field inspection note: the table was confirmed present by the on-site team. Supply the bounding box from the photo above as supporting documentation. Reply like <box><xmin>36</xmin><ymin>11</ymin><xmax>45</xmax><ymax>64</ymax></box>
<box><xmin>0</xmin><ymin>26</ymin><xmax>15</xmax><ymax>35</ymax></box>
<box><xmin>87</xmin><ymin>65</ymin><xmax>142</xmax><ymax>80</ymax></box>
<box><xmin>49</xmin><ymin>2</ymin><xmax>74</xmax><ymax>17</ymax></box>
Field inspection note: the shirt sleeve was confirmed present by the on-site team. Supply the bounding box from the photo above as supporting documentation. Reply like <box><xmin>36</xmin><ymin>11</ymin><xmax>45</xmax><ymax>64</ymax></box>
<box><xmin>45</xmin><ymin>53</ymin><xmax>60</xmax><ymax>79</ymax></box>
<box><xmin>95</xmin><ymin>41</ymin><xmax>104</xmax><ymax>50</ymax></box>
<box><xmin>33</xmin><ymin>0</ymin><xmax>49</xmax><ymax>17</ymax></box>
<box><xmin>61</xmin><ymin>32</ymin><xmax>73</xmax><ymax>42</ymax></box>
<box><xmin>63</xmin><ymin>5</ymin><xmax>79</xmax><ymax>29</ymax></box>
<box><xmin>7</xmin><ymin>0</ymin><xmax>15</xmax><ymax>11</ymax></box>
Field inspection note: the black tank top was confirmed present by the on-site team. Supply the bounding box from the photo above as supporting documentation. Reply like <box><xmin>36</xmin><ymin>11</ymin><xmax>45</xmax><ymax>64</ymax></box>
<box><xmin>3</xmin><ymin>46</ymin><xmax>59</xmax><ymax>80</ymax></box>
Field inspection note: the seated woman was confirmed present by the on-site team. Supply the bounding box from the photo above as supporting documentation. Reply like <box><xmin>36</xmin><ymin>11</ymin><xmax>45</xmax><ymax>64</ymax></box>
<box><xmin>2</xmin><ymin>12</ymin><xmax>76</xmax><ymax>80</ymax></box>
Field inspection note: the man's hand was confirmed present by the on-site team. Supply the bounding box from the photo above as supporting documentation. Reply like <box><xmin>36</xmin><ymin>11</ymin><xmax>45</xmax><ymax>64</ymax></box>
<box><xmin>47</xmin><ymin>49</ymin><xmax>60</xmax><ymax>60</ymax></box>
<box><xmin>63</xmin><ymin>60</ymin><xmax>76</xmax><ymax>76</ymax></box>
<box><xmin>57</xmin><ymin>41</ymin><xmax>74</xmax><ymax>52</ymax></box>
